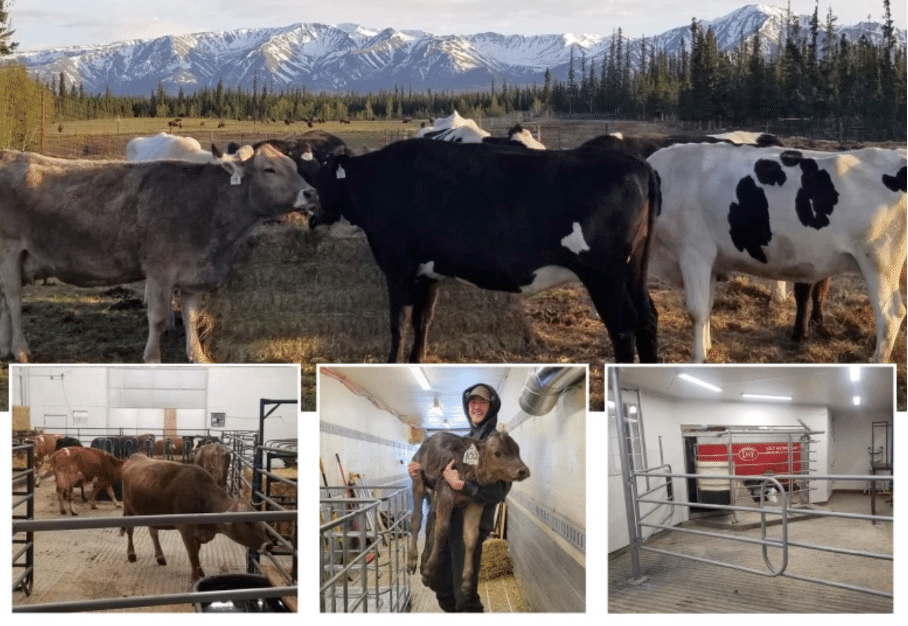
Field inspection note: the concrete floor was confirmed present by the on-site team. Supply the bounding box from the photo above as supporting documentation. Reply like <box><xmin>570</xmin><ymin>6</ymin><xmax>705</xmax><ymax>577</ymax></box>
<box><xmin>609</xmin><ymin>492</ymin><xmax>892</xmax><ymax>613</ymax></box>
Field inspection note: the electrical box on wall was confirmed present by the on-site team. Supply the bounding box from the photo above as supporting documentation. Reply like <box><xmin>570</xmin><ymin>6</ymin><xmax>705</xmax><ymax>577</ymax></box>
<box><xmin>211</xmin><ymin>412</ymin><xmax>225</xmax><ymax>427</ymax></box>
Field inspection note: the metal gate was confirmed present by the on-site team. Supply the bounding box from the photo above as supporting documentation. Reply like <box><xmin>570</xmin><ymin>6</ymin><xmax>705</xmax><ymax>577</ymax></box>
<box><xmin>319</xmin><ymin>486</ymin><xmax>411</xmax><ymax>612</ymax></box>
<box><xmin>610</xmin><ymin>369</ymin><xmax>893</xmax><ymax>599</ymax></box>
<box><xmin>12</xmin><ymin>443</ymin><xmax>35</xmax><ymax>596</ymax></box>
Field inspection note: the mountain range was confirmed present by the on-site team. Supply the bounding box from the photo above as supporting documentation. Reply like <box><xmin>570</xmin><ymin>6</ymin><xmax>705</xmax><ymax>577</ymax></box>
<box><xmin>10</xmin><ymin>4</ymin><xmax>907</xmax><ymax>96</ymax></box>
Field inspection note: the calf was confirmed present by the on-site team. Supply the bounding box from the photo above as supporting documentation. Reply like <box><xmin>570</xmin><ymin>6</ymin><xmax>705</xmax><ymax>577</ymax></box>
<box><xmin>408</xmin><ymin>431</ymin><xmax>530</xmax><ymax>595</ymax></box>
<box><xmin>120</xmin><ymin>454</ymin><xmax>271</xmax><ymax>585</ymax></box>
<box><xmin>30</xmin><ymin>433</ymin><xmax>61</xmax><ymax>486</ymax></box>
<box><xmin>742</xmin><ymin>478</ymin><xmax>780</xmax><ymax>505</ymax></box>
<box><xmin>194</xmin><ymin>443</ymin><xmax>231</xmax><ymax>489</ymax></box>
<box><xmin>43</xmin><ymin>447</ymin><xmax>125</xmax><ymax>515</ymax></box>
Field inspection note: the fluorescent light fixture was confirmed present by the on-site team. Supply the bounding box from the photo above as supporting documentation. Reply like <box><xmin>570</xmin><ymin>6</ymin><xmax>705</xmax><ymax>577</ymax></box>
<box><xmin>678</xmin><ymin>373</ymin><xmax>722</xmax><ymax>393</ymax></box>
<box><xmin>850</xmin><ymin>366</ymin><xmax>861</xmax><ymax>382</ymax></box>
<box><xmin>742</xmin><ymin>393</ymin><xmax>793</xmax><ymax>402</ymax></box>
<box><xmin>853</xmin><ymin>395</ymin><xmax>861</xmax><ymax>406</ymax></box>
<box><xmin>411</xmin><ymin>367</ymin><xmax>431</xmax><ymax>391</ymax></box>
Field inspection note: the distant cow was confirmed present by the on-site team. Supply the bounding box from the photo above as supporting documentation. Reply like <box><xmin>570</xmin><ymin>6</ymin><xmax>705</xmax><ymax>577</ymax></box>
<box><xmin>408</xmin><ymin>431</ymin><xmax>530</xmax><ymax>595</ymax></box>
<box><xmin>120</xmin><ymin>454</ymin><xmax>272</xmax><ymax>584</ymax></box>
<box><xmin>194</xmin><ymin>443</ymin><xmax>231</xmax><ymax>489</ymax></box>
<box><xmin>227</xmin><ymin>129</ymin><xmax>347</xmax><ymax>185</ymax></box>
<box><xmin>153</xmin><ymin>436</ymin><xmax>184</xmax><ymax>460</ymax></box>
<box><xmin>0</xmin><ymin>144</ymin><xmax>316</xmax><ymax>363</ymax></box>
<box><xmin>42</xmin><ymin>447</ymin><xmax>125</xmax><ymax>515</ymax></box>
<box><xmin>126</xmin><ymin>132</ymin><xmax>219</xmax><ymax>164</ymax></box>
<box><xmin>309</xmin><ymin>138</ymin><xmax>661</xmax><ymax>363</ymax></box>
<box><xmin>643</xmin><ymin>144</ymin><xmax>906</xmax><ymax>362</ymax></box>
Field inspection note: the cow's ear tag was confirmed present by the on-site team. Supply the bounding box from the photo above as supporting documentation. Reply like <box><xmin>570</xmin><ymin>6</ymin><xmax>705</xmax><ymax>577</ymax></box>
<box><xmin>463</xmin><ymin>443</ymin><xmax>479</xmax><ymax>466</ymax></box>
<box><xmin>336</xmin><ymin>164</ymin><xmax>346</xmax><ymax>179</ymax></box>
<box><xmin>230</xmin><ymin>171</ymin><xmax>242</xmax><ymax>185</ymax></box>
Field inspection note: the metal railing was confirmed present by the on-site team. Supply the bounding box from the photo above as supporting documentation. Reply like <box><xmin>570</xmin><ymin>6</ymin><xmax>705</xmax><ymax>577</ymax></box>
<box><xmin>319</xmin><ymin>486</ymin><xmax>411</xmax><ymax>612</ymax></box>
<box><xmin>12</xmin><ymin>443</ymin><xmax>35</xmax><ymax>596</ymax></box>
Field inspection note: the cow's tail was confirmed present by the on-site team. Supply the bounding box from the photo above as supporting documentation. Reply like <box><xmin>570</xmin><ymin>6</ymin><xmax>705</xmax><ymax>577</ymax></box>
<box><xmin>634</xmin><ymin>165</ymin><xmax>661</xmax><ymax>363</ymax></box>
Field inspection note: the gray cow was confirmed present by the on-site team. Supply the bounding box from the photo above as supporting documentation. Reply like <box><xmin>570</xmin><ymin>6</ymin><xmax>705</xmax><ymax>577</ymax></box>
<box><xmin>0</xmin><ymin>143</ymin><xmax>316</xmax><ymax>363</ymax></box>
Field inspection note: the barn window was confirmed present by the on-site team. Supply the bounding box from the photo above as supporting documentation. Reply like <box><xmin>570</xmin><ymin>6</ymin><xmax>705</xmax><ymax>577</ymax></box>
<box><xmin>72</xmin><ymin>410</ymin><xmax>88</xmax><ymax>425</ymax></box>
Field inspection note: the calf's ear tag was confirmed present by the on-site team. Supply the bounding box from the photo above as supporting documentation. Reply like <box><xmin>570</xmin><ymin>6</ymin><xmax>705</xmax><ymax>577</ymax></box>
<box><xmin>336</xmin><ymin>164</ymin><xmax>346</xmax><ymax>179</ymax></box>
<box><xmin>463</xmin><ymin>443</ymin><xmax>479</xmax><ymax>466</ymax></box>
<box><xmin>231</xmin><ymin>171</ymin><xmax>242</xmax><ymax>185</ymax></box>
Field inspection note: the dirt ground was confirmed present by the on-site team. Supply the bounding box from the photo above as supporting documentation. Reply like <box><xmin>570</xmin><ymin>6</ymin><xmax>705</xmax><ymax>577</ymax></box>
<box><xmin>0</xmin><ymin>118</ymin><xmax>904</xmax><ymax>412</ymax></box>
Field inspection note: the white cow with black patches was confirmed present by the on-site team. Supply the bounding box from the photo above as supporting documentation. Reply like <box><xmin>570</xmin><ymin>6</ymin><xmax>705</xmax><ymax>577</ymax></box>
<box><xmin>647</xmin><ymin>143</ymin><xmax>906</xmax><ymax>363</ymax></box>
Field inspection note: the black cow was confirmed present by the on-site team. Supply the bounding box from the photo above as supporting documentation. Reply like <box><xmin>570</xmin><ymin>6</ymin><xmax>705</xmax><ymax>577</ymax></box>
<box><xmin>309</xmin><ymin>138</ymin><xmax>661</xmax><ymax>363</ymax></box>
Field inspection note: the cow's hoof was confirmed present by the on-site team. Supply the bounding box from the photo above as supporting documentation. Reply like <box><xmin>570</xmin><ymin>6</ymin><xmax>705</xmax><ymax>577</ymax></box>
<box><xmin>156</xmin><ymin>557</ymin><xmax>167</xmax><ymax>566</ymax></box>
<box><xmin>421</xmin><ymin>575</ymin><xmax>432</xmax><ymax>588</ymax></box>
<box><xmin>128</xmin><ymin>554</ymin><xmax>137</xmax><ymax>563</ymax></box>
<box><xmin>460</xmin><ymin>583</ymin><xmax>474</xmax><ymax>597</ymax></box>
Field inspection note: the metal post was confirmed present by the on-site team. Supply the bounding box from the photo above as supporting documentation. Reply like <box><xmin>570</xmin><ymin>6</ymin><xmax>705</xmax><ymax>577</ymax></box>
<box><xmin>610</xmin><ymin>368</ymin><xmax>648</xmax><ymax>585</ymax></box>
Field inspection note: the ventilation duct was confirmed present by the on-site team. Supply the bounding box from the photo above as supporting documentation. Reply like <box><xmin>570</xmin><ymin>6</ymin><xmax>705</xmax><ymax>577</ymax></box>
<box><xmin>518</xmin><ymin>367</ymin><xmax>585</xmax><ymax>416</ymax></box>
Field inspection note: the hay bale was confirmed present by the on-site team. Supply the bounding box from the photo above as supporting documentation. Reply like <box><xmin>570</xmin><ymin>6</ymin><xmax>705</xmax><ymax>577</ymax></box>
<box><xmin>199</xmin><ymin>218</ymin><xmax>534</xmax><ymax>406</ymax></box>
<box><xmin>479</xmin><ymin>538</ymin><xmax>514</xmax><ymax>581</ymax></box>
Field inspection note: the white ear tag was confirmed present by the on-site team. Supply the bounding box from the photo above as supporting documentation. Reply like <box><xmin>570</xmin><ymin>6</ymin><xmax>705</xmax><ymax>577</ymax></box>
<box><xmin>336</xmin><ymin>164</ymin><xmax>346</xmax><ymax>179</ymax></box>
<box><xmin>231</xmin><ymin>172</ymin><xmax>242</xmax><ymax>185</ymax></box>
<box><xmin>463</xmin><ymin>443</ymin><xmax>479</xmax><ymax>466</ymax></box>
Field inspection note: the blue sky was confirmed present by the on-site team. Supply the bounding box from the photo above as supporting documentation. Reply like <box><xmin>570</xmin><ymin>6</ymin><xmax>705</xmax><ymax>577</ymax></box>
<box><xmin>7</xmin><ymin>1</ymin><xmax>906</xmax><ymax>52</ymax></box>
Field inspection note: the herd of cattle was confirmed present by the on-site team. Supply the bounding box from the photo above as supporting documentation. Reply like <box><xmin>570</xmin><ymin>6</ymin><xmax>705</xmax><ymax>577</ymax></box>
<box><xmin>20</xmin><ymin>432</ymin><xmax>260</xmax><ymax>584</ymax></box>
<box><xmin>1</xmin><ymin>111</ymin><xmax>905</xmax><ymax>364</ymax></box>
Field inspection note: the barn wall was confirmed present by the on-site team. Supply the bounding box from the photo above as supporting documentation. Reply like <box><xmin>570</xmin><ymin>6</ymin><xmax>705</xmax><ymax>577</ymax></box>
<box><xmin>609</xmin><ymin>389</ymin><xmax>831</xmax><ymax>553</ymax></box>
<box><xmin>503</xmin><ymin>371</ymin><xmax>586</xmax><ymax>613</ymax></box>
<box><xmin>11</xmin><ymin>365</ymin><xmax>299</xmax><ymax>440</ymax></box>
<box><xmin>829</xmin><ymin>409</ymin><xmax>893</xmax><ymax>491</ymax></box>
<box><xmin>318</xmin><ymin>373</ymin><xmax>415</xmax><ymax>489</ymax></box>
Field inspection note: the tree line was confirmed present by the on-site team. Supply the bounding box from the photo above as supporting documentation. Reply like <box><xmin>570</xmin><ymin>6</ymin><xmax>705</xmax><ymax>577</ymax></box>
<box><xmin>4</xmin><ymin>1</ymin><xmax>906</xmax><ymax>145</ymax></box>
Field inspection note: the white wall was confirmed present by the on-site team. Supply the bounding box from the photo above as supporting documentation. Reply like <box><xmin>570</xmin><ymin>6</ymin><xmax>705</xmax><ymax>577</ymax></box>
<box><xmin>10</xmin><ymin>364</ymin><xmax>299</xmax><ymax>441</ymax></box>
<box><xmin>609</xmin><ymin>389</ymin><xmax>831</xmax><ymax>553</ymax></box>
<box><xmin>318</xmin><ymin>373</ymin><xmax>415</xmax><ymax>488</ymax></box>
<box><xmin>829</xmin><ymin>409</ymin><xmax>893</xmax><ymax>491</ymax></box>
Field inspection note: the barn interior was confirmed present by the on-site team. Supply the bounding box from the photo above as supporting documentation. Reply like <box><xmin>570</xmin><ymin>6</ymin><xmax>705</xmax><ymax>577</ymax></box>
<box><xmin>607</xmin><ymin>364</ymin><xmax>895</xmax><ymax>613</ymax></box>
<box><xmin>317</xmin><ymin>364</ymin><xmax>586</xmax><ymax>613</ymax></box>
<box><xmin>9</xmin><ymin>364</ymin><xmax>299</xmax><ymax>612</ymax></box>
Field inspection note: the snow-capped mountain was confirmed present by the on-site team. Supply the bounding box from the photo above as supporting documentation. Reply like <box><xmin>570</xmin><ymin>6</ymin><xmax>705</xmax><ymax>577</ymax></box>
<box><xmin>11</xmin><ymin>4</ymin><xmax>905</xmax><ymax>95</ymax></box>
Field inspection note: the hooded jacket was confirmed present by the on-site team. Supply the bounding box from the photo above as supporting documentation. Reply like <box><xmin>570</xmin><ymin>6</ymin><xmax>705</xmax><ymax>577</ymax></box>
<box><xmin>460</xmin><ymin>383</ymin><xmax>512</xmax><ymax>533</ymax></box>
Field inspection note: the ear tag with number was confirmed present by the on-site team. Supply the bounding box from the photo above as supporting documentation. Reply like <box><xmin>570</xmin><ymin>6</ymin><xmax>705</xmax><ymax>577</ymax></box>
<box><xmin>231</xmin><ymin>172</ymin><xmax>242</xmax><ymax>185</ymax></box>
<box><xmin>463</xmin><ymin>443</ymin><xmax>479</xmax><ymax>466</ymax></box>
<box><xmin>336</xmin><ymin>164</ymin><xmax>346</xmax><ymax>179</ymax></box>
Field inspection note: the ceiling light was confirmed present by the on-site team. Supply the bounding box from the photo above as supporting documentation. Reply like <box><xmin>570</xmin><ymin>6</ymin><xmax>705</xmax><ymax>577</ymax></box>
<box><xmin>853</xmin><ymin>395</ymin><xmax>861</xmax><ymax>406</ymax></box>
<box><xmin>411</xmin><ymin>367</ymin><xmax>431</xmax><ymax>391</ymax></box>
<box><xmin>678</xmin><ymin>373</ymin><xmax>722</xmax><ymax>393</ymax></box>
<box><xmin>741</xmin><ymin>393</ymin><xmax>793</xmax><ymax>402</ymax></box>
<box><xmin>850</xmin><ymin>366</ymin><xmax>861</xmax><ymax>382</ymax></box>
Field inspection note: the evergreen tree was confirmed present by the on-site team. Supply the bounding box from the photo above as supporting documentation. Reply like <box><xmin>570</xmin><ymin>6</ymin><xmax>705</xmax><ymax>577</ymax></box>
<box><xmin>0</xmin><ymin>0</ymin><xmax>17</xmax><ymax>55</ymax></box>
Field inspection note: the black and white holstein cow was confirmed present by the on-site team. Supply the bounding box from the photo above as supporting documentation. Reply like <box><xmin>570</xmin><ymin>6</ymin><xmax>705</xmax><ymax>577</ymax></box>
<box><xmin>0</xmin><ymin>144</ymin><xmax>316</xmax><ymax>363</ymax></box>
<box><xmin>309</xmin><ymin>138</ymin><xmax>661</xmax><ymax>362</ymax></box>
<box><xmin>644</xmin><ymin>144</ymin><xmax>906</xmax><ymax>362</ymax></box>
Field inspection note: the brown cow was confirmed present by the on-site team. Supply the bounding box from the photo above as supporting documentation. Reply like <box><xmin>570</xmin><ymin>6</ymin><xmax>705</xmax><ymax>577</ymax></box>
<box><xmin>193</xmin><ymin>443</ymin><xmax>231</xmax><ymax>489</ymax></box>
<box><xmin>30</xmin><ymin>433</ymin><xmax>61</xmax><ymax>487</ymax></box>
<box><xmin>0</xmin><ymin>144</ymin><xmax>316</xmax><ymax>363</ymax></box>
<box><xmin>43</xmin><ymin>447</ymin><xmax>126</xmax><ymax>515</ymax></box>
<box><xmin>152</xmin><ymin>436</ymin><xmax>184</xmax><ymax>459</ymax></box>
<box><xmin>120</xmin><ymin>454</ymin><xmax>271</xmax><ymax>584</ymax></box>
<box><xmin>408</xmin><ymin>430</ymin><xmax>530</xmax><ymax>595</ymax></box>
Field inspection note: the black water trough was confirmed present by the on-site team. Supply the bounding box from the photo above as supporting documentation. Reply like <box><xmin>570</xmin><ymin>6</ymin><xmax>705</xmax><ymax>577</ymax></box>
<box><xmin>192</xmin><ymin>574</ymin><xmax>291</xmax><ymax>612</ymax></box>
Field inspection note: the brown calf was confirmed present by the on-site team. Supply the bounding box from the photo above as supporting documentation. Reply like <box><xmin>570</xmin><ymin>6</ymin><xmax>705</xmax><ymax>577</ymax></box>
<box><xmin>30</xmin><ymin>433</ymin><xmax>61</xmax><ymax>486</ymax></box>
<box><xmin>120</xmin><ymin>454</ymin><xmax>271</xmax><ymax>585</ymax></box>
<box><xmin>193</xmin><ymin>443</ymin><xmax>231</xmax><ymax>488</ymax></box>
<box><xmin>152</xmin><ymin>436</ymin><xmax>184</xmax><ymax>459</ymax></box>
<box><xmin>43</xmin><ymin>447</ymin><xmax>125</xmax><ymax>515</ymax></box>
<box><xmin>409</xmin><ymin>430</ymin><xmax>530</xmax><ymax>596</ymax></box>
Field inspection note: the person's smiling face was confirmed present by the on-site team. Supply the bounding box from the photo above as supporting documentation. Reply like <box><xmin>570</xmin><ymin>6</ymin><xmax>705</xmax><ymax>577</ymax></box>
<box><xmin>468</xmin><ymin>397</ymin><xmax>490</xmax><ymax>425</ymax></box>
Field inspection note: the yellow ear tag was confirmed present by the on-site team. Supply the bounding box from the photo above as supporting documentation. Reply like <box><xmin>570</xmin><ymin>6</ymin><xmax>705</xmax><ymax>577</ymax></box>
<box><xmin>463</xmin><ymin>443</ymin><xmax>479</xmax><ymax>465</ymax></box>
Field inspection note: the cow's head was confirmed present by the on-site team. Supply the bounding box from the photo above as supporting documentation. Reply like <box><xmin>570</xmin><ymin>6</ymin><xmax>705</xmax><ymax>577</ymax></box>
<box><xmin>213</xmin><ymin>143</ymin><xmax>318</xmax><ymax>216</ymax></box>
<box><xmin>307</xmin><ymin>146</ymin><xmax>355</xmax><ymax>229</ymax></box>
<box><xmin>221</xmin><ymin>500</ymin><xmax>274</xmax><ymax>553</ymax></box>
<box><xmin>475</xmin><ymin>431</ymin><xmax>530</xmax><ymax>485</ymax></box>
